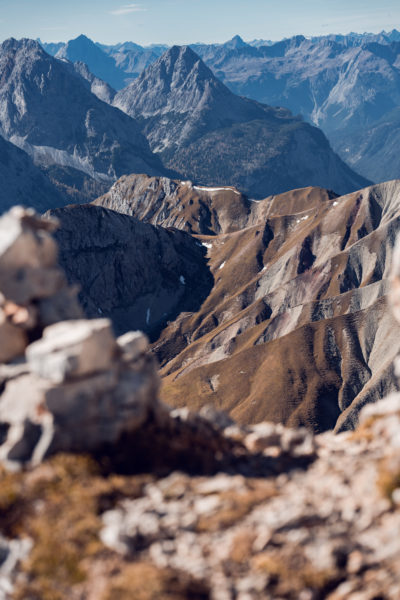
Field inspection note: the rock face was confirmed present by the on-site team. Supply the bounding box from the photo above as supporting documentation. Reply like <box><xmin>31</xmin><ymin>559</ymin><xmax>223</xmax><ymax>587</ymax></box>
<box><xmin>191</xmin><ymin>35</ymin><xmax>400</xmax><ymax>184</ymax></box>
<box><xmin>71</xmin><ymin>60</ymin><xmax>116</xmax><ymax>104</ymax></box>
<box><xmin>113</xmin><ymin>45</ymin><xmax>370</xmax><ymax>198</ymax></box>
<box><xmin>96</xmin><ymin>176</ymin><xmax>400</xmax><ymax>432</ymax></box>
<box><xmin>47</xmin><ymin>203</ymin><xmax>214</xmax><ymax>337</ymax></box>
<box><xmin>0</xmin><ymin>38</ymin><xmax>167</xmax><ymax>200</ymax></box>
<box><xmin>0</xmin><ymin>135</ymin><xmax>67</xmax><ymax>214</ymax></box>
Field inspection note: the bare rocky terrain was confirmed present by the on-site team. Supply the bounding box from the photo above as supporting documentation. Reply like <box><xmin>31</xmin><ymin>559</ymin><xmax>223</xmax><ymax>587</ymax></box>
<box><xmin>0</xmin><ymin>135</ymin><xmax>66</xmax><ymax>213</ymax></box>
<box><xmin>0</xmin><ymin>205</ymin><xmax>400</xmax><ymax>599</ymax></box>
<box><xmin>46</xmin><ymin>203</ymin><xmax>213</xmax><ymax>338</ymax></box>
<box><xmin>96</xmin><ymin>176</ymin><xmax>400</xmax><ymax>432</ymax></box>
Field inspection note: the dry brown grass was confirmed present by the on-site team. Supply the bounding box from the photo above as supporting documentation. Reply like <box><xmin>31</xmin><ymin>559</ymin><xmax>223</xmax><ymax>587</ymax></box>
<box><xmin>253</xmin><ymin>552</ymin><xmax>336</xmax><ymax>595</ymax></box>
<box><xmin>229</xmin><ymin>530</ymin><xmax>256</xmax><ymax>564</ymax></box>
<box><xmin>377</xmin><ymin>456</ymin><xmax>400</xmax><ymax>503</ymax></box>
<box><xmin>348</xmin><ymin>415</ymin><xmax>379</xmax><ymax>443</ymax></box>
<box><xmin>101</xmin><ymin>562</ymin><xmax>210</xmax><ymax>600</ymax></box>
<box><xmin>0</xmin><ymin>454</ymin><xmax>150</xmax><ymax>600</ymax></box>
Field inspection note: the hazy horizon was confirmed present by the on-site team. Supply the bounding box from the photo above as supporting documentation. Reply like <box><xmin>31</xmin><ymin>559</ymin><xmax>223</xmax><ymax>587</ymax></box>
<box><xmin>0</xmin><ymin>0</ymin><xmax>399</xmax><ymax>46</ymax></box>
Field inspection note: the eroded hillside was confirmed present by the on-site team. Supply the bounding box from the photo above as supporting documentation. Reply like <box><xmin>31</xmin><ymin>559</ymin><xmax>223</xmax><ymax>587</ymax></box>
<box><xmin>97</xmin><ymin>176</ymin><xmax>400</xmax><ymax>432</ymax></box>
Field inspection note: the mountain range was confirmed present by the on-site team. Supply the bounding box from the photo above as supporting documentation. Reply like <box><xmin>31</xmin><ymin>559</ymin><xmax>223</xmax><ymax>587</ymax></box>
<box><xmin>113</xmin><ymin>45</ymin><xmax>369</xmax><ymax>197</ymax></box>
<box><xmin>0</xmin><ymin>36</ymin><xmax>370</xmax><ymax>212</ymax></box>
<box><xmin>0</xmin><ymin>37</ymin><xmax>170</xmax><ymax>211</ymax></box>
<box><xmin>1</xmin><ymin>26</ymin><xmax>400</xmax><ymax>600</ymax></box>
<box><xmin>193</xmin><ymin>36</ymin><xmax>400</xmax><ymax>182</ymax></box>
<box><xmin>41</xmin><ymin>31</ymin><xmax>400</xmax><ymax>186</ymax></box>
<box><xmin>60</xmin><ymin>174</ymin><xmax>400</xmax><ymax>433</ymax></box>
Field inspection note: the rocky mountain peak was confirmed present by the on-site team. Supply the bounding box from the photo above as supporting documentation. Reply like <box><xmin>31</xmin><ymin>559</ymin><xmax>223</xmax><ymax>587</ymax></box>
<box><xmin>56</xmin><ymin>33</ymin><xmax>100</xmax><ymax>58</ymax></box>
<box><xmin>0</xmin><ymin>37</ymin><xmax>43</xmax><ymax>55</ymax></box>
<box><xmin>113</xmin><ymin>44</ymin><xmax>264</xmax><ymax>130</ymax></box>
<box><xmin>56</xmin><ymin>34</ymin><xmax>127</xmax><ymax>89</ymax></box>
<box><xmin>0</xmin><ymin>36</ymin><xmax>167</xmax><ymax>188</ymax></box>
<box><xmin>224</xmin><ymin>34</ymin><xmax>248</xmax><ymax>49</ymax></box>
<box><xmin>113</xmin><ymin>43</ymin><xmax>370</xmax><ymax>196</ymax></box>
<box><xmin>142</xmin><ymin>44</ymin><xmax>217</xmax><ymax>91</ymax></box>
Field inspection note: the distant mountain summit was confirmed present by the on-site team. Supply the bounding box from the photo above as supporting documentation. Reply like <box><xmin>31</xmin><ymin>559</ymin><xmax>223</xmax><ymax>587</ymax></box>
<box><xmin>0</xmin><ymin>38</ymin><xmax>167</xmax><ymax>191</ymax></box>
<box><xmin>114</xmin><ymin>45</ymin><xmax>370</xmax><ymax>197</ymax></box>
<box><xmin>55</xmin><ymin>34</ymin><xmax>127</xmax><ymax>89</ymax></box>
<box><xmin>224</xmin><ymin>35</ymin><xmax>249</xmax><ymax>49</ymax></box>
<box><xmin>114</xmin><ymin>45</ymin><xmax>266</xmax><ymax>150</ymax></box>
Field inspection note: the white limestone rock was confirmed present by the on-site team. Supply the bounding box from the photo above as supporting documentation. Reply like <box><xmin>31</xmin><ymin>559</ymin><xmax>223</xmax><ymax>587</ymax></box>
<box><xmin>117</xmin><ymin>330</ymin><xmax>149</xmax><ymax>361</ymax></box>
<box><xmin>26</xmin><ymin>319</ymin><xmax>117</xmax><ymax>383</ymax></box>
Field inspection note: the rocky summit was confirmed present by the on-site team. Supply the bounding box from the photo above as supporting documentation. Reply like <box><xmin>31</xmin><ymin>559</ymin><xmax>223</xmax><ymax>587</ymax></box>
<box><xmin>113</xmin><ymin>45</ymin><xmax>370</xmax><ymax>198</ymax></box>
<box><xmin>0</xmin><ymin>205</ymin><xmax>400</xmax><ymax>599</ymax></box>
<box><xmin>95</xmin><ymin>176</ymin><xmax>400</xmax><ymax>433</ymax></box>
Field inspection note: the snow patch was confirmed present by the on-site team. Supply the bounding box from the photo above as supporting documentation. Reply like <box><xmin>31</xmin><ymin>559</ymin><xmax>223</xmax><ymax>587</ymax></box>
<box><xmin>296</xmin><ymin>215</ymin><xmax>310</xmax><ymax>224</ymax></box>
<box><xmin>219</xmin><ymin>262</ymin><xmax>226</xmax><ymax>270</ymax></box>
<box><xmin>202</xmin><ymin>242</ymin><xmax>213</xmax><ymax>249</ymax></box>
<box><xmin>194</xmin><ymin>185</ymin><xmax>241</xmax><ymax>196</ymax></box>
<box><xmin>333</xmin><ymin>201</ymin><xmax>339</xmax><ymax>206</ymax></box>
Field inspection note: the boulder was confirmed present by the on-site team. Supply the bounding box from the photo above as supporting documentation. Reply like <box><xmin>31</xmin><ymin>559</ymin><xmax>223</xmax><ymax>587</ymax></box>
<box><xmin>26</xmin><ymin>319</ymin><xmax>117</xmax><ymax>383</ymax></box>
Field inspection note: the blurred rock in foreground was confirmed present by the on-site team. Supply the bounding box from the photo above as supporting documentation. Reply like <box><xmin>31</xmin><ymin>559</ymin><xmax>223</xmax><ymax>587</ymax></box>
<box><xmin>0</xmin><ymin>206</ymin><xmax>400</xmax><ymax>599</ymax></box>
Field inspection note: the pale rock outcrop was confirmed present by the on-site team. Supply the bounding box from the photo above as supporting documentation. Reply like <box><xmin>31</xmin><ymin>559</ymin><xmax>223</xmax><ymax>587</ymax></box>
<box><xmin>0</xmin><ymin>206</ymin><xmax>82</xmax><ymax>367</ymax></box>
<box><xmin>26</xmin><ymin>319</ymin><xmax>117</xmax><ymax>383</ymax></box>
<box><xmin>0</xmin><ymin>207</ymin><xmax>161</xmax><ymax>467</ymax></box>
<box><xmin>0</xmin><ymin>537</ymin><xmax>32</xmax><ymax>600</ymax></box>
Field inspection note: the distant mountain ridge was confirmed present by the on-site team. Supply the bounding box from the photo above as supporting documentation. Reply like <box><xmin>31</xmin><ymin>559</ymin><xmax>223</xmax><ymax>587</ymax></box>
<box><xmin>0</xmin><ymin>37</ymin><xmax>169</xmax><ymax>205</ymax></box>
<box><xmin>38</xmin><ymin>30</ymin><xmax>400</xmax><ymax>184</ymax></box>
<box><xmin>55</xmin><ymin>34</ymin><xmax>128</xmax><ymax>90</ymax></box>
<box><xmin>184</xmin><ymin>35</ymin><xmax>400</xmax><ymax>183</ymax></box>
<box><xmin>113</xmin><ymin>45</ymin><xmax>370</xmax><ymax>198</ymax></box>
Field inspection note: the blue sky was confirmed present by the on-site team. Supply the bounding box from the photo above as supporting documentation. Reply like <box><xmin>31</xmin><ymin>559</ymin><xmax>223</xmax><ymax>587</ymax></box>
<box><xmin>0</xmin><ymin>0</ymin><xmax>399</xmax><ymax>45</ymax></box>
